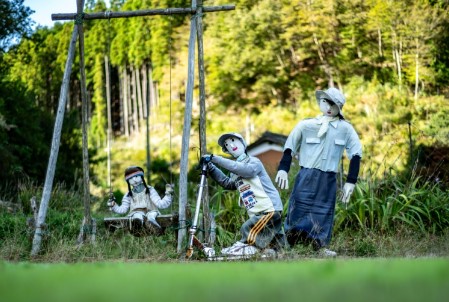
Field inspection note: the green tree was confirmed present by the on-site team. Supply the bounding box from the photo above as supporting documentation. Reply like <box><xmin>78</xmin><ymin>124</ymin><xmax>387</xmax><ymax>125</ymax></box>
<box><xmin>0</xmin><ymin>0</ymin><xmax>33</xmax><ymax>52</ymax></box>
<box><xmin>206</xmin><ymin>0</ymin><xmax>290</xmax><ymax>111</ymax></box>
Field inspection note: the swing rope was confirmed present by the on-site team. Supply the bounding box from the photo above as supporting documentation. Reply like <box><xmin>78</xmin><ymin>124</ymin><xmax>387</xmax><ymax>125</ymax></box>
<box><xmin>166</xmin><ymin>17</ymin><xmax>192</xmax><ymax>232</ymax></box>
<box><xmin>168</xmin><ymin>15</ymin><xmax>176</xmax><ymax>217</ymax></box>
<box><xmin>169</xmin><ymin>16</ymin><xmax>173</xmax><ymax>187</ymax></box>
<box><xmin>106</xmin><ymin>13</ymin><xmax>113</xmax><ymax>198</ymax></box>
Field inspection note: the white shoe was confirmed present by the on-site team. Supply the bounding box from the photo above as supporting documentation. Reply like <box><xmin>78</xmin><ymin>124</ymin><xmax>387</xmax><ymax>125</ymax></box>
<box><xmin>221</xmin><ymin>241</ymin><xmax>245</xmax><ymax>254</ymax></box>
<box><xmin>203</xmin><ymin>247</ymin><xmax>216</xmax><ymax>257</ymax></box>
<box><xmin>320</xmin><ymin>248</ymin><xmax>337</xmax><ymax>257</ymax></box>
<box><xmin>227</xmin><ymin>244</ymin><xmax>259</xmax><ymax>256</ymax></box>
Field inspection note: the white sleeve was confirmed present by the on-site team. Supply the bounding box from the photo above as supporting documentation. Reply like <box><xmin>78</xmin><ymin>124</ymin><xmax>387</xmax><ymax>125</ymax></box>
<box><xmin>149</xmin><ymin>186</ymin><xmax>172</xmax><ymax>209</ymax></box>
<box><xmin>284</xmin><ymin>122</ymin><xmax>304</xmax><ymax>155</ymax></box>
<box><xmin>346</xmin><ymin>126</ymin><xmax>363</xmax><ymax>160</ymax></box>
<box><xmin>111</xmin><ymin>194</ymin><xmax>131</xmax><ymax>214</ymax></box>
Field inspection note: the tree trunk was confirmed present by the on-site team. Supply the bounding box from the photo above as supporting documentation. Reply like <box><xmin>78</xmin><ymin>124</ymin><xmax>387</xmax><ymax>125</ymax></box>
<box><xmin>126</xmin><ymin>68</ymin><xmax>133</xmax><ymax>135</ymax></box>
<box><xmin>395</xmin><ymin>48</ymin><xmax>402</xmax><ymax>88</ymax></box>
<box><xmin>313</xmin><ymin>33</ymin><xmax>334</xmax><ymax>87</ymax></box>
<box><xmin>414</xmin><ymin>39</ymin><xmax>419</xmax><ymax>100</ymax></box>
<box><xmin>153</xmin><ymin>81</ymin><xmax>159</xmax><ymax>111</ymax></box>
<box><xmin>122</xmin><ymin>67</ymin><xmax>129</xmax><ymax>137</ymax></box>
<box><xmin>131</xmin><ymin>66</ymin><xmax>139</xmax><ymax>133</ymax></box>
<box><xmin>377</xmin><ymin>28</ymin><xmax>383</xmax><ymax>57</ymax></box>
<box><xmin>142</xmin><ymin>64</ymin><xmax>148</xmax><ymax>118</ymax></box>
<box><xmin>148</xmin><ymin>64</ymin><xmax>154</xmax><ymax>113</ymax></box>
<box><xmin>136</xmin><ymin>66</ymin><xmax>144</xmax><ymax>122</ymax></box>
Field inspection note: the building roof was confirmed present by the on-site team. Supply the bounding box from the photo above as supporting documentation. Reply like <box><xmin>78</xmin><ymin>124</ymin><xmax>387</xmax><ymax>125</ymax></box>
<box><xmin>247</xmin><ymin>131</ymin><xmax>287</xmax><ymax>156</ymax></box>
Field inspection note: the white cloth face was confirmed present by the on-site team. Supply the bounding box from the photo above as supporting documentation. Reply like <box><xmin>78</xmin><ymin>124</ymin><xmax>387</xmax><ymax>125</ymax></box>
<box><xmin>129</xmin><ymin>175</ymin><xmax>143</xmax><ymax>187</ymax></box>
<box><xmin>133</xmin><ymin>183</ymin><xmax>145</xmax><ymax>193</ymax></box>
<box><xmin>224</xmin><ymin>137</ymin><xmax>245</xmax><ymax>158</ymax></box>
<box><xmin>319</xmin><ymin>99</ymin><xmax>339</xmax><ymax>117</ymax></box>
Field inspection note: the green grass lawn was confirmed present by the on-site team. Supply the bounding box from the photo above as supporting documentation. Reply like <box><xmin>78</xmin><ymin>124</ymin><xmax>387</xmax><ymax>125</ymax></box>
<box><xmin>1</xmin><ymin>258</ymin><xmax>448</xmax><ymax>302</ymax></box>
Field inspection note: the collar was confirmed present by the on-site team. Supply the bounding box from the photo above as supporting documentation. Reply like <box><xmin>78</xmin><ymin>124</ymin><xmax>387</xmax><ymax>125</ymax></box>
<box><xmin>315</xmin><ymin>115</ymin><xmax>340</xmax><ymax>128</ymax></box>
<box><xmin>236</xmin><ymin>153</ymin><xmax>249</xmax><ymax>162</ymax></box>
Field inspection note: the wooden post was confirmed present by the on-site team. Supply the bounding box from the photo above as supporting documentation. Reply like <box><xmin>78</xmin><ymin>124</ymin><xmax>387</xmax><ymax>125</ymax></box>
<box><xmin>31</xmin><ymin>197</ymin><xmax>38</xmax><ymax>223</ymax></box>
<box><xmin>177</xmin><ymin>0</ymin><xmax>198</xmax><ymax>253</ymax></box>
<box><xmin>196</xmin><ymin>0</ymin><xmax>213</xmax><ymax>246</ymax></box>
<box><xmin>52</xmin><ymin>6</ymin><xmax>236</xmax><ymax>21</ymax></box>
<box><xmin>76</xmin><ymin>0</ymin><xmax>94</xmax><ymax>245</ymax></box>
<box><xmin>31</xmin><ymin>26</ymin><xmax>79</xmax><ymax>256</ymax></box>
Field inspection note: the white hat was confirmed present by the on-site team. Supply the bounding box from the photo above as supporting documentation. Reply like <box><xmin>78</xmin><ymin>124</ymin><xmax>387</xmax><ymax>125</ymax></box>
<box><xmin>315</xmin><ymin>87</ymin><xmax>346</xmax><ymax>117</ymax></box>
<box><xmin>218</xmin><ymin>132</ymin><xmax>247</xmax><ymax>153</ymax></box>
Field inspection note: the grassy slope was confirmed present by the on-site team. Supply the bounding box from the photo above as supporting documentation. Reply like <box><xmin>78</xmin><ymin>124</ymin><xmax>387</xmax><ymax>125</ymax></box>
<box><xmin>1</xmin><ymin>259</ymin><xmax>448</xmax><ymax>302</ymax></box>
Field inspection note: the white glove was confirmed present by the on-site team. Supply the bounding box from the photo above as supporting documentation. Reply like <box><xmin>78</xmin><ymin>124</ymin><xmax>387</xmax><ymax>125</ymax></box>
<box><xmin>165</xmin><ymin>184</ymin><xmax>174</xmax><ymax>195</ymax></box>
<box><xmin>275</xmin><ymin>170</ymin><xmax>289</xmax><ymax>190</ymax></box>
<box><xmin>342</xmin><ymin>183</ymin><xmax>355</xmax><ymax>204</ymax></box>
<box><xmin>107</xmin><ymin>194</ymin><xmax>116</xmax><ymax>207</ymax></box>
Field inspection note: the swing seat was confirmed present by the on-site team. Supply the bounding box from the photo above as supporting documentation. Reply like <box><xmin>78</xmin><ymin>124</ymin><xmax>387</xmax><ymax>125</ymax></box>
<box><xmin>104</xmin><ymin>213</ymin><xmax>179</xmax><ymax>237</ymax></box>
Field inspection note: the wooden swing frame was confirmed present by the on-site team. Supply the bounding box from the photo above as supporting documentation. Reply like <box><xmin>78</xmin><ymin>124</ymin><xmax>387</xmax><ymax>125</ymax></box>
<box><xmin>30</xmin><ymin>0</ymin><xmax>235</xmax><ymax>256</ymax></box>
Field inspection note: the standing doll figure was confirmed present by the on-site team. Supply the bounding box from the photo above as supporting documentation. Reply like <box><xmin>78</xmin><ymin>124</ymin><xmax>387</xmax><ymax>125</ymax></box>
<box><xmin>202</xmin><ymin>132</ymin><xmax>286</xmax><ymax>256</ymax></box>
<box><xmin>275</xmin><ymin>87</ymin><xmax>362</xmax><ymax>257</ymax></box>
<box><xmin>107</xmin><ymin>166</ymin><xmax>174</xmax><ymax>234</ymax></box>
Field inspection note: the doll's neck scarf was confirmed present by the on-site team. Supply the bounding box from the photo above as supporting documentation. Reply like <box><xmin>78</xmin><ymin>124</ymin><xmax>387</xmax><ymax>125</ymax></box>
<box><xmin>317</xmin><ymin>115</ymin><xmax>339</xmax><ymax>138</ymax></box>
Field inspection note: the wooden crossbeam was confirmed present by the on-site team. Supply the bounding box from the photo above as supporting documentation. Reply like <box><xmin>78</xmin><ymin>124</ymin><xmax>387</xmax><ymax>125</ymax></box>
<box><xmin>51</xmin><ymin>5</ymin><xmax>235</xmax><ymax>21</ymax></box>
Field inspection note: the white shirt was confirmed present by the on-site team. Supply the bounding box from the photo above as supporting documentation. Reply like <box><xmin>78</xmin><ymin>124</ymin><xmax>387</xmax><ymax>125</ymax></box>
<box><xmin>111</xmin><ymin>186</ymin><xmax>172</xmax><ymax>215</ymax></box>
<box><xmin>284</xmin><ymin>117</ymin><xmax>362</xmax><ymax>173</ymax></box>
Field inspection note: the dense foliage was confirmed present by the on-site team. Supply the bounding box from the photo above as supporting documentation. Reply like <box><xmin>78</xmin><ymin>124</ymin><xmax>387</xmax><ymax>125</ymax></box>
<box><xmin>0</xmin><ymin>0</ymin><xmax>33</xmax><ymax>52</ymax></box>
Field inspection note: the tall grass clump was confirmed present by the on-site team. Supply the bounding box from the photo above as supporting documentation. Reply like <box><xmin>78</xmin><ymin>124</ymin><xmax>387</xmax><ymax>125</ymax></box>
<box><xmin>0</xmin><ymin>180</ymin><xmax>86</xmax><ymax>260</ymax></box>
<box><xmin>209</xmin><ymin>185</ymin><xmax>246</xmax><ymax>247</ymax></box>
<box><xmin>334</xmin><ymin>173</ymin><xmax>449</xmax><ymax>234</ymax></box>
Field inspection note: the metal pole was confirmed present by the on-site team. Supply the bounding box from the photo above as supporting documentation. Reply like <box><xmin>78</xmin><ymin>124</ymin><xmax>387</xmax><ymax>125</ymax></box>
<box><xmin>186</xmin><ymin>163</ymin><xmax>208</xmax><ymax>258</ymax></box>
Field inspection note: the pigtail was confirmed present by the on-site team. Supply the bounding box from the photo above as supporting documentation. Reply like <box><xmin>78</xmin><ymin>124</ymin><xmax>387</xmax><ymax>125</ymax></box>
<box><xmin>141</xmin><ymin>176</ymin><xmax>150</xmax><ymax>195</ymax></box>
<box><xmin>127</xmin><ymin>181</ymin><xmax>133</xmax><ymax>197</ymax></box>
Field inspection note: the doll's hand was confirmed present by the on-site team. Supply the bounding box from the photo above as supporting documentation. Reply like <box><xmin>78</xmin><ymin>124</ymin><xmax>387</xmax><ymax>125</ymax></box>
<box><xmin>342</xmin><ymin>183</ymin><xmax>355</xmax><ymax>204</ymax></box>
<box><xmin>165</xmin><ymin>184</ymin><xmax>174</xmax><ymax>195</ymax></box>
<box><xmin>107</xmin><ymin>194</ymin><xmax>116</xmax><ymax>207</ymax></box>
<box><xmin>275</xmin><ymin>170</ymin><xmax>289</xmax><ymax>190</ymax></box>
<box><xmin>200</xmin><ymin>154</ymin><xmax>214</xmax><ymax>165</ymax></box>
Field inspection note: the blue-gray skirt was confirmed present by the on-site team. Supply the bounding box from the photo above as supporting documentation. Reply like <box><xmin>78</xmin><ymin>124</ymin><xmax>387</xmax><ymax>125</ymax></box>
<box><xmin>284</xmin><ymin>167</ymin><xmax>337</xmax><ymax>248</ymax></box>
